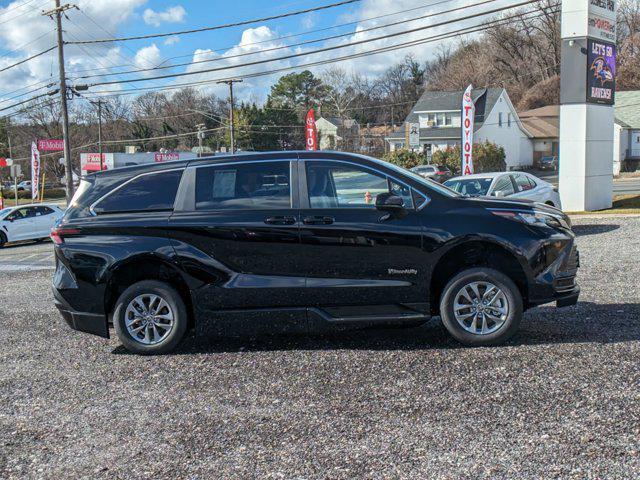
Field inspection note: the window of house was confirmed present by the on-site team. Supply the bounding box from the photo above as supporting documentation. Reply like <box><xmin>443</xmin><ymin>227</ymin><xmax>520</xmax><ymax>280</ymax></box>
<box><xmin>508</xmin><ymin>113</ymin><xmax>512</xmax><ymax>127</ymax></box>
<box><xmin>195</xmin><ymin>161</ymin><xmax>291</xmax><ymax>210</ymax></box>
<box><xmin>93</xmin><ymin>170</ymin><xmax>184</xmax><ymax>214</ymax></box>
<box><xmin>498</xmin><ymin>112</ymin><xmax>504</xmax><ymax>127</ymax></box>
<box><xmin>306</xmin><ymin>161</ymin><xmax>413</xmax><ymax>209</ymax></box>
<box><xmin>445</xmin><ymin>113</ymin><xmax>452</xmax><ymax>126</ymax></box>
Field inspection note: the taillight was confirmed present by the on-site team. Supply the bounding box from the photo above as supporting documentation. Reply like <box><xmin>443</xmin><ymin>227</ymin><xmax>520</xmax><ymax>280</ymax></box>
<box><xmin>50</xmin><ymin>227</ymin><xmax>80</xmax><ymax>245</ymax></box>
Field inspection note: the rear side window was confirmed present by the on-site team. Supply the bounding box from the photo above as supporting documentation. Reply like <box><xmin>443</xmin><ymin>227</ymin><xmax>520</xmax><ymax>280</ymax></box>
<box><xmin>514</xmin><ymin>174</ymin><xmax>535</xmax><ymax>192</ymax></box>
<box><xmin>195</xmin><ymin>161</ymin><xmax>291</xmax><ymax>210</ymax></box>
<box><xmin>93</xmin><ymin>170</ymin><xmax>183</xmax><ymax>214</ymax></box>
<box><xmin>34</xmin><ymin>206</ymin><xmax>54</xmax><ymax>216</ymax></box>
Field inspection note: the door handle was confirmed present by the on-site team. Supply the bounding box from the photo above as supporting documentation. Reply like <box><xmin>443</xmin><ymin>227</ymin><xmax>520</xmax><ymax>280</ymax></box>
<box><xmin>303</xmin><ymin>216</ymin><xmax>334</xmax><ymax>225</ymax></box>
<box><xmin>264</xmin><ymin>216</ymin><xmax>296</xmax><ymax>225</ymax></box>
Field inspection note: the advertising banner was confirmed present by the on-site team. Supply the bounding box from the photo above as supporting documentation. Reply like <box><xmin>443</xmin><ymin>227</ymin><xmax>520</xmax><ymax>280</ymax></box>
<box><xmin>37</xmin><ymin>139</ymin><xmax>64</xmax><ymax>152</ymax></box>
<box><xmin>80</xmin><ymin>153</ymin><xmax>114</xmax><ymax>172</ymax></box>
<box><xmin>461</xmin><ymin>85</ymin><xmax>475</xmax><ymax>175</ymax></box>
<box><xmin>588</xmin><ymin>0</ymin><xmax>617</xmax><ymax>42</ymax></box>
<box><xmin>31</xmin><ymin>142</ymin><xmax>40</xmax><ymax>200</ymax></box>
<box><xmin>587</xmin><ymin>39</ymin><xmax>616</xmax><ymax>105</ymax></box>
<box><xmin>408</xmin><ymin>123</ymin><xmax>420</xmax><ymax>150</ymax></box>
<box><xmin>305</xmin><ymin>109</ymin><xmax>317</xmax><ymax>151</ymax></box>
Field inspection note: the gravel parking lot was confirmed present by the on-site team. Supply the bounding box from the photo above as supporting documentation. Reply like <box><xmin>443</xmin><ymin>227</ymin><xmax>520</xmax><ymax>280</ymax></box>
<box><xmin>1</xmin><ymin>217</ymin><xmax>639</xmax><ymax>479</ymax></box>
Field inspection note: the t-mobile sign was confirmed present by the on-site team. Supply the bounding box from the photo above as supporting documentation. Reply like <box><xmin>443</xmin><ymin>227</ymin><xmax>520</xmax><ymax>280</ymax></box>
<box><xmin>586</xmin><ymin>39</ymin><xmax>616</xmax><ymax>105</ymax></box>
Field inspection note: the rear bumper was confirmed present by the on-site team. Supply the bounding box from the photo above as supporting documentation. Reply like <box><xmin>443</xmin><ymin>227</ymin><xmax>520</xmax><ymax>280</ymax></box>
<box><xmin>53</xmin><ymin>287</ymin><xmax>109</xmax><ymax>338</ymax></box>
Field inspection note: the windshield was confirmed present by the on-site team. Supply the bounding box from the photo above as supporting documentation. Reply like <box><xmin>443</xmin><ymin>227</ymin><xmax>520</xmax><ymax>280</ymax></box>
<box><xmin>0</xmin><ymin>208</ymin><xmax>11</xmax><ymax>219</ymax></box>
<box><xmin>444</xmin><ymin>177</ymin><xmax>493</xmax><ymax>196</ymax></box>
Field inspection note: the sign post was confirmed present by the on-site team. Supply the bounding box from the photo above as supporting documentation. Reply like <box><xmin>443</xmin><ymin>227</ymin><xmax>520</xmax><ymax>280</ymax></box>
<box><xmin>461</xmin><ymin>84</ymin><xmax>475</xmax><ymax>175</ymax></box>
<box><xmin>559</xmin><ymin>0</ymin><xmax>616</xmax><ymax>211</ymax></box>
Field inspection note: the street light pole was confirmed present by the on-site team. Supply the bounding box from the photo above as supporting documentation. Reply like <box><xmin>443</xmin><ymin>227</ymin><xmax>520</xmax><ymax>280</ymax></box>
<box><xmin>217</xmin><ymin>79</ymin><xmax>242</xmax><ymax>154</ymax></box>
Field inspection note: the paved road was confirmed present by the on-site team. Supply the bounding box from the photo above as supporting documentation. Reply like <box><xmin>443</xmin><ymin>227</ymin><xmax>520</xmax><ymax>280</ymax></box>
<box><xmin>530</xmin><ymin>170</ymin><xmax>640</xmax><ymax>194</ymax></box>
<box><xmin>0</xmin><ymin>241</ymin><xmax>54</xmax><ymax>272</ymax></box>
<box><xmin>0</xmin><ymin>217</ymin><xmax>639</xmax><ymax>479</ymax></box>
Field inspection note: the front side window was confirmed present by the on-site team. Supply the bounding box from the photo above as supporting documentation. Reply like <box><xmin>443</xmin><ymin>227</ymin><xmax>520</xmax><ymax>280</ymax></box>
<box><xmin>195</xmin><ymin>161</ymin><xmax>291</xmax><ymax>210</ymax></box>
<box><xmin>493</xmin><ymin>175</ymin><xmax>515</xmax><ymax>196</ymax></box>
<box><xmin>93</xmin><ymin>169</ymin><xmax>183</xmax><ymax>214</ymax></box>
<box><xmin>306</xmin><ymin>161</ymin><xmax>414</xmax><ymax>209</ymax></box>
<box><xmin>6</xmin><ymin>207</ymin><xmax>34</xmax><ymax>221</ymax></box>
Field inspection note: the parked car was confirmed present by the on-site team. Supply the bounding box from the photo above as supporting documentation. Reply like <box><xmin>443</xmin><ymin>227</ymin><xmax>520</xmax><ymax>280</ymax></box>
<box><xmin>410</xmin><ymin>164</ymin><xmax>452</xmax><ymax>183</ymax></box>
<box><xmin>52</xmin><ymin>151</ymin><xmax>579</xmax><ymax>354</ymax></box>
<box><xmin>444</xmin><ymin>171</ymin><xmax>562</xmax><ymax>209</ymax></box>
<box><xmin>15</xmin><ymin>180</ymin><xmax>32</xmax><ymax>191</ymax></box>
<box><xmin>539</xmin><ymin>156</ymin><xmax>558</xmax><ymax>171</ymax></box>
<box><xmin>0</xmin><ymin>204</ymin><xmax>65</xmax><ymax>247</ymax></box>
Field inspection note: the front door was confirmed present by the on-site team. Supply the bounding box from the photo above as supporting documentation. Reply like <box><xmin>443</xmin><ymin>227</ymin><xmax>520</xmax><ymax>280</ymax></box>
<box><xmin>298</xmin><ymin>159</ymin><xmax>426</xmax><ymax>308</ymax></box>
<box><xmin>5</xmin><ymin>207</ymin><xmax>37</xmax><ymax>241</ymax></box>
<box><xmin>168</xmin><ymin>159</ymin><xmax>305</xmax><ymax>311</ymax></box>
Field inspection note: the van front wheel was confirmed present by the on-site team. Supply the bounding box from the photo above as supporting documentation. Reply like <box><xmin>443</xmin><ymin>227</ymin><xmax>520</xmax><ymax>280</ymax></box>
<box><xmin>439</xmin><ymin>267</ymin><xmax>522</xmax><ymax>346</ymax></box>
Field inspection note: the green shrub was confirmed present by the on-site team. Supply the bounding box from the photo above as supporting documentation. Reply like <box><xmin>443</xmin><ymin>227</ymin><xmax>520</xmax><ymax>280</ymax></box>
<box><xmin>432</xmin><ymin>141</ymin><xmax>506</xmax><ymax>176</ymax></box>
<box><xmin>1</xmin><ymin>188</ymin><xmax>66</xmax><ymax>200</ymax></box>
<box><xmin>382</xmin><ymin>149</ymin><xmax>428</xmax><ymax>170</ymax></box>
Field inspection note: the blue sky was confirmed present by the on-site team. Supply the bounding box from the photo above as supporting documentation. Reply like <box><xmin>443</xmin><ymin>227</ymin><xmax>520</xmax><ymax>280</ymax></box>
<box><xmin>0</xmin><ymin>0</ymin><xmax>518</xmax><ymax>109</ymax></box>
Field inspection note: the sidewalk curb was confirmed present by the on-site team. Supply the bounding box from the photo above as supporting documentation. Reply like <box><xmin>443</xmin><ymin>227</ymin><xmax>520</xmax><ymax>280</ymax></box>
<box><xmin>569</xmin><ymin>213</ymin><xmax>640</xmax><ymax>219</ymax></box>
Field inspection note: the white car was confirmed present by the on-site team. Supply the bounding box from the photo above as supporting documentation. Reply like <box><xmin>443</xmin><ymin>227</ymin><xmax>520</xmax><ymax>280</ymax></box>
<box><xmin>0</xmin><ymin>204</ymin><xmax>65</xmax><ymax>247</ymax></box>
<box><xmin>444</xmin><ymin>171</ymin><xmax>562</xmax><ymax>209</ymax></box>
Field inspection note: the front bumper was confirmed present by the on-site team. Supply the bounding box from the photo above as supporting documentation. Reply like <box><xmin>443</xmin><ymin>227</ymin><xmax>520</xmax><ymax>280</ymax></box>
<box><xmin>529</xmin><ymin>242</ymin><xmax>580</xmax><ymax>308</ymax></box>
<box><xmin>53</xmin><ymin>287</ymin><xmax>109</xmax><ymax>338</ymax></box>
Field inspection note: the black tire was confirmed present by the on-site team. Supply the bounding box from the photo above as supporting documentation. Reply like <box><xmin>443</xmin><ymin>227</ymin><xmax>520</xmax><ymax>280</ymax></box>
<box><xmin>439</xmin><ymin>267</ymin><xmax>522</xmax><ymax>346</ymax></box>
<box><xmin>0</xmin><ymin>232</ymin><xmax>6</xmax><ymax>248</ymax></box>
<box><xmin>113</xmin><ymin>280</ymin><xmax>188</xmax><ymax>355</ymax></box>
<box><xmin>545</xmin><ymin>201</ymin><xmax>555</xmax><ymax>207</ymax></box>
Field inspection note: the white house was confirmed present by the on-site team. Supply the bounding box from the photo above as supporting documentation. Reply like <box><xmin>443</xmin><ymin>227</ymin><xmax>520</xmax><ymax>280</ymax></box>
<box><xmin>614</xmin><ymin>91</ymin><xmax>640</xmax><ymax>174</ymax></box>
<box><xmin>315</xmin><ymin>116</ymin><xmax>360</xmax><ymax>151</ymax></box>
<box><xmin>385</xmin><ymin>88</ymin><xmax>533</xmax><ymax>170</ymax></box>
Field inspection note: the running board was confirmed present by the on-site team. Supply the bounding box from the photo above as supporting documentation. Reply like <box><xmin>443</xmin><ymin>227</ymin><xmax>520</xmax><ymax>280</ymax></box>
<box><xmin>308</xmin><ymin>307</ymin><xmax>430</xmax><ymax>324</ymax></box>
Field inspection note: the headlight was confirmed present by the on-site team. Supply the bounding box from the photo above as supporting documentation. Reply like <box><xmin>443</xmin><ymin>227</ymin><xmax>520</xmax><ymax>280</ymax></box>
<box><xmin>490</xmin><ymin>209</ymin><xmax>571</xmax><ymax>229</ymax></box>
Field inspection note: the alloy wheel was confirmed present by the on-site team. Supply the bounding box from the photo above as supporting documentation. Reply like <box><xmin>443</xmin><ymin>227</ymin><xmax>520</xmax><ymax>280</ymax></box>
<box><xmin>124</xmin><ymin>294</ymin><xmax>175</xmax><ymax>345</ymax></box>
<box><xmin>453</xmin><ymin>281</ymin><xmax>509</xmax><ymax>335</ymax></box>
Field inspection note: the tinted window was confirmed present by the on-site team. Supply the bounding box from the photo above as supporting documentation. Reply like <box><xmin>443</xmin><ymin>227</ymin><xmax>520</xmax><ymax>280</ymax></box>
<box><xmin>34</xmin><ymin>206</ymin><xmax>54</xmax><ymax>216</ymax></box>
<box><xmin>94</xmin><ymin>170</ymin><xmax>183</xmax><ymax>214</ymax></box>
<box><xmin>493</xmin><ymin>175</ymin><xmax>515</xmax><ymax>196</ymax></box>
<box><xmin>306</xmin><ymin>161</ymin><xmax>413</xmax><ymax>209</ymax></box>
<box><xmin>514</xmin><ymin>174</ymin><xmax>536</xmax><ymax>192</ymax></box>
<box><xmin>444</xmin><ymin>178</ymin><xmax>493</xmax><ymax>196</ymax></box>
<box><xmin>7</xmin><ymin>207</ymin><xmax>35</xmax><ymax>221</ymax></box>
<box><xmin>195</xmin><ymin>161</ymin><xmax>291</xmax><ymax>210</ymax></box>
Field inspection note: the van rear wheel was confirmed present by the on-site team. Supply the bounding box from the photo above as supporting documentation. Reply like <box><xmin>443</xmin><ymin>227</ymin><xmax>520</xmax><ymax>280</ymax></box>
<box><xmin>113</xmin><ymin>280</ymin><xmax>188</xmax><ymax>355</ymax></box>
<box><xmin>439</xmin><ymin>267</ymin><xmax>522</xmax><ymax>346</ymax></box>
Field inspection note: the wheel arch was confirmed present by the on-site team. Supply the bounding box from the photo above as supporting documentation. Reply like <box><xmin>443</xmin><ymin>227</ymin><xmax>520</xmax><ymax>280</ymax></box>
<box><xmin>104</xmin><ymin>255</ymin><xmax>195</xmax><ymax>329</ymax></box>
<box><xmin>429</xmin><ymin>238</ymin><xmax>530</xmax><ymax>314</ymax></box>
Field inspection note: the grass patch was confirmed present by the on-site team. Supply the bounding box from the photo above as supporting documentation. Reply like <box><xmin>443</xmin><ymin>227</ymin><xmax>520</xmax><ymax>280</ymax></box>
<box><xmin>568</xmin><ymin>194</ymin><xmax>640</xmax><ymax>215</ymax></box>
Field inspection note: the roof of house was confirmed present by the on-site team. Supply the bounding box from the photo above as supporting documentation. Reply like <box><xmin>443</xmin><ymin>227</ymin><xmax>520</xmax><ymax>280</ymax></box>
<box><xmin>518</xmin><ymin>105</ymin><xmax>559</xmax><ymax>139</ymax></box>
<box><xmin>318</xmin><ymin>116</ymin><xmax>357</xmax><ymax>128</ymax></box>
<box><xmin>615</xmin><ymin>91</ymin><xmax>640</xmax><ymax>129</ymax></box>
<box><xmin>387</xmin><ymin>87</ymin><xmax>504</xmax><ymax>140</ymax></box>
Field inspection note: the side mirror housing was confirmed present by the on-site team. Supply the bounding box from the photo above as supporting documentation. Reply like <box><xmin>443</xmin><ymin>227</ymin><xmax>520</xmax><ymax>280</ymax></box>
<box><xmin>375</xmin><ymin>192</ymin><xmax>405</xmax><ymax>211</ymax></box>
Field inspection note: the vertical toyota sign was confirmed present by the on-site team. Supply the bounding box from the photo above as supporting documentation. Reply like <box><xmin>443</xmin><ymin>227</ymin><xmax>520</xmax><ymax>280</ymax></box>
<box><xmin>31</xmin><ymin>141</ymin><xmax>40</xmax><ymax>200</ymax></box>
<box><xmin>305</xmin><ymin>109</ymin><xmax>318</xmax><ymax>151</ymax></box>
<box><xmin>461</xmin><ymin>85</ymin><xmax>475</xmax><ymax>175</ymax></box>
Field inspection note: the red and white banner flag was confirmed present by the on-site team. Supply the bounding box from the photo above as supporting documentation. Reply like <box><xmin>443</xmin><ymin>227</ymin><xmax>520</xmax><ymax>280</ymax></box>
<box><xmin>31</xmin><ymin>141</ymin><xmax>41</xmax><ymax>200</ymax></box>
<box><xmin>305</xmin><ymin>108</ymin><xmax>318</xmax><ymax>151</ymax></box>
<box><xmin>461</xmin><ymin>85</ymin><xmax>475</xmax><ymax>175</ymax></box>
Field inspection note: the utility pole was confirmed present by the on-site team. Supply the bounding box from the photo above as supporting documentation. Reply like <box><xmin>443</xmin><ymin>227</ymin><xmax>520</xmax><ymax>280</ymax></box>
<box><xmin>217</xmin><ymin>79</ymin><xmax>242</xmax><ymax>154</ymax></box>
<box><xmin>43</xmin><ymin>1</ymin><xmax>76</xmax><ymax>204</ymax></box>
<box><xmin>96</xmin><ymin>99</ymin><xmax>103</xmax><ymax>170</ymax></box>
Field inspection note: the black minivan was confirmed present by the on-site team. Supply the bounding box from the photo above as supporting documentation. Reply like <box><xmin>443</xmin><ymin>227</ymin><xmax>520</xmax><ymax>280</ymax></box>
<box><xmin>52</xmin><ymin>151</ymin><xmax>579</xmax><ymax>354</ymax></box>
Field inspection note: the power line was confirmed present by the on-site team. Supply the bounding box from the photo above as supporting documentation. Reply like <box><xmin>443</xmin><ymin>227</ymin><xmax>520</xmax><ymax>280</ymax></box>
<box><xmin>68</xmin><ymin>0</ymin><xmax>460</xmax><ymax>76</ymax></box>
<box><xmin>75</xmin><ymin>0</ymin><xmax>502</xmax><ymax>81</ymax></box>
<box><xmin>66</xmin><ymin>0</ymin><xmax>362</xmax><ymax>45</ymax></box>
<box><xmin>0</xmin><ymin>46</ymin><xmax>56</xmax><ymax>74</ymax></box>
<box><xmin>83</xmin><ymin>0</ymin><xmax>543</xmax><ymax>90</ymax></box>
<box><xmin>0</xmin><ymin>29</ymin><xmax>54</xmax><ymax>60</ymax></box>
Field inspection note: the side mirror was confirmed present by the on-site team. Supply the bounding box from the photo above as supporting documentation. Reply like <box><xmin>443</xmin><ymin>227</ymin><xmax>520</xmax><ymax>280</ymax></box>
<box><xmin>375</xmin><ymin>192</ymin><xmax>405</xmax><ymax>211</ymax></box>
<box><xmin>375</xmin><ymin>192</ymin><xmax>407</xmax><ymax>220</ymax></box>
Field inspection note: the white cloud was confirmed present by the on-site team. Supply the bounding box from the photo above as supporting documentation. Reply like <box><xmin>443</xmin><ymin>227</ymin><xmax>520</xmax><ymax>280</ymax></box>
<box><xmin>134</xmin><ymin>44</ymin><xmax>162</xmax><ymax>70</ymax></box>
<box><xmin>143</xmin><ymin>5</ymin><xmax>186</xmax><ymax>27</ymax></box>
<box><xmin>164</xmin><ymin>35</ymin><xmax>180</xmax><ymax>46</ymax></box>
